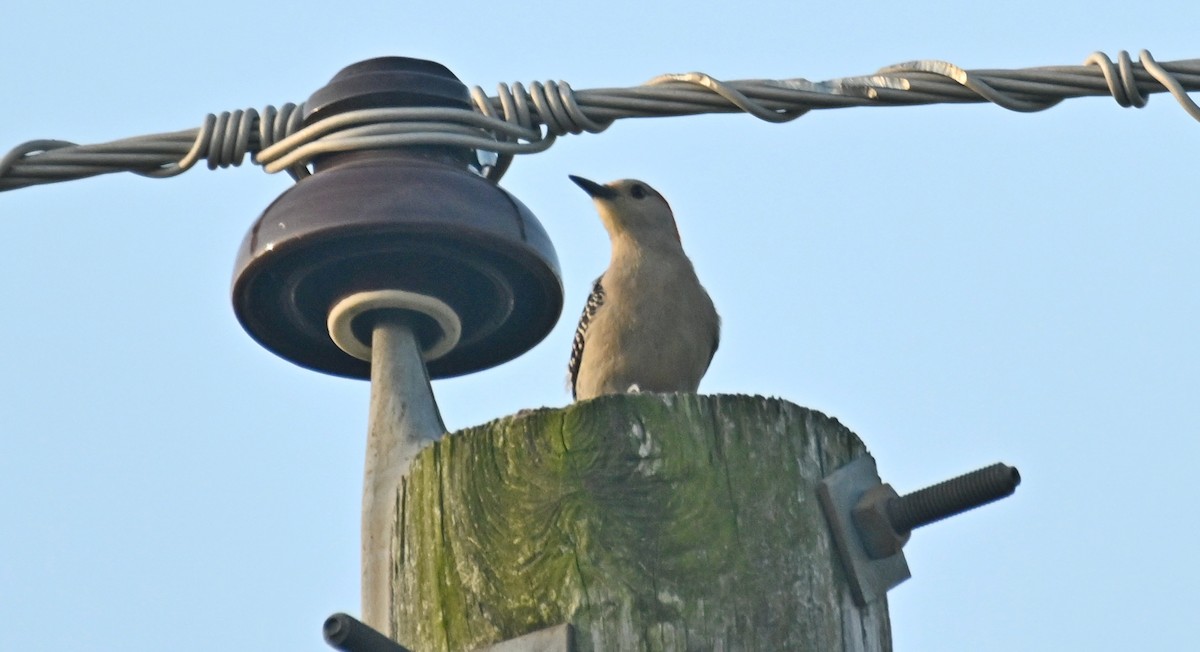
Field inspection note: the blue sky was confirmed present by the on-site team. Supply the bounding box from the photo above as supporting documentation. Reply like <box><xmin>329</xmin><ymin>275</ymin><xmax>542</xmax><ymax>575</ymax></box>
<box><xmin>2</xmin><ymin>2</ymin><xmax>1198</xmax><ymax>650</ymax></box>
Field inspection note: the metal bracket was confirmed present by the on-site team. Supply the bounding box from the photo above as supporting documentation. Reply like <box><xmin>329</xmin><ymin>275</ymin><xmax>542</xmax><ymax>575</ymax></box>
<box><xmin>818</xmin><ymin>456</ymin><xmax>1021</xmax><ymax>608</ymax></box>
<box><xmin>817</xmin><ymin>456</ymin><xmax>911</xmax><ymax>607</ymax></box>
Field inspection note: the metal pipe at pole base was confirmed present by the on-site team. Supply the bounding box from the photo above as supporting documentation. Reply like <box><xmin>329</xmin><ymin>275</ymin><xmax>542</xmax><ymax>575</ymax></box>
<box><xmin>325</xmin><ymin>613</ymin><xmax>414</xmax><ymax>652</ymax></box>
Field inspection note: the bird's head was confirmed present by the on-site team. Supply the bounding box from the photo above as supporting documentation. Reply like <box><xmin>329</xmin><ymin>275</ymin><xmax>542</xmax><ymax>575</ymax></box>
<box><xmin>569</xmin><ymin>175</ymin><xmax>681</xmax><ymax>245</ymax></box>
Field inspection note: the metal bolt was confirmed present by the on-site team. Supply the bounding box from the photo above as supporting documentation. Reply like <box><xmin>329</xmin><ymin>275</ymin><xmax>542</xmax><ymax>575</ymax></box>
<box><xmin>324</xmin><ymin>613</ymin><xmax>413</xmax><ymax>652</ymax></box>
<box><xmin>889</xmin><ymin>462</ymin><xmax>1020</xmax><ymax>533</ymax></box>
<box><xmin>852</xmin><ymin>463</ymin><xmax>1020</xmax><ymax>560</ymax></box>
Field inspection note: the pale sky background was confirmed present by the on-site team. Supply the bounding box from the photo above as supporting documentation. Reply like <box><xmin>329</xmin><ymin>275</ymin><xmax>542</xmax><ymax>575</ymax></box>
<box><xmin>2</xmin><ymin>2</ymin><xmax>1198</xmax><ymax>651</ymax></box>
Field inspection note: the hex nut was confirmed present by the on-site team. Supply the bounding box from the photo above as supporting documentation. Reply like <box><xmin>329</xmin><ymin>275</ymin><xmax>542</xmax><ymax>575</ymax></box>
<box><xmin>851</xmin><ymin>483</ymin><xmax>911</xmax><ymax>559</ymax></box>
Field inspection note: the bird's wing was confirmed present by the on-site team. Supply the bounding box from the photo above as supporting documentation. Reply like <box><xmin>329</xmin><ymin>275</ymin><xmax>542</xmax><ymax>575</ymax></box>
<box><xmin>568</xmin><ymin>275</ymin><xmax>606</xmax><ymax>398</ymax></box>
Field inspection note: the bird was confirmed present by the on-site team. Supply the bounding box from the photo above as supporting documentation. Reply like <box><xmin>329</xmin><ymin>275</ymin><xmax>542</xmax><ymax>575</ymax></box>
<box><xmin>567</xmin><ymin>175</ymin><xmax>720</xmax><ymax>400</ymax></box>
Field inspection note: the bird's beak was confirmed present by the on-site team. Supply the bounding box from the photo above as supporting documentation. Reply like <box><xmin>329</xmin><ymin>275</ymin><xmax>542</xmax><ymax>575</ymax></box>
<box><xmin>569</xmin><ymin>175</ymin><xmax>618</xmax><ymax>200</ymax></box>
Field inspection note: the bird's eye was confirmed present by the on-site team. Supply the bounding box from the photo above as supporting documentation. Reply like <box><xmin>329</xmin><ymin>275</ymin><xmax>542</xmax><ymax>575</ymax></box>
<box><xmin>630</xmin><ymin>184</ymin><xmax>647</xmax><ymax>199</ymax></box>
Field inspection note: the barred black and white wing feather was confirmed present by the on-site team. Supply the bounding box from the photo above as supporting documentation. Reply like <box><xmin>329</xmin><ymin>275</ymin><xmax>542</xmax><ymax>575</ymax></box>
<box><xmin>567</xmin><ymin>275</ymin><xmax>606</xmax><ymax>399</ymax></box>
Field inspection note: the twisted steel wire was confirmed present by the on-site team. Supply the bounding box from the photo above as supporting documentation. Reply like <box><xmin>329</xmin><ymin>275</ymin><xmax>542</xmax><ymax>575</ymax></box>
<box><xmin>2</xmin><ymin>49</ymin><xmax>1197</xmax><ymax>192</ymax></box>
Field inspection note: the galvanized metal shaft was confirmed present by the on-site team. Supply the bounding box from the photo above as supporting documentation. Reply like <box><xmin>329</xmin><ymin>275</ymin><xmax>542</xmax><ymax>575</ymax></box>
<box><xmin>362</xmin><ymin>312</ymin><xmax>446</xmax><ymax>633</ymax></box>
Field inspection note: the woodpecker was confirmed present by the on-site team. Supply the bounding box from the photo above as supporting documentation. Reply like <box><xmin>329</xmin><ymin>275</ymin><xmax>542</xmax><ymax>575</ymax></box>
<box><xmin>567</xmin><ymin>175</ymin><xmax>720</xmax><ymax>400</ymax></box>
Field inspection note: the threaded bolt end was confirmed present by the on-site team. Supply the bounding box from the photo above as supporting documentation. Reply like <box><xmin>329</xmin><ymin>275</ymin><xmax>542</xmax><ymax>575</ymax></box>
<box><xmin>887</xmin><ymin>463</ymin><xmax>1020</xmax><ymax>534</ymax></box>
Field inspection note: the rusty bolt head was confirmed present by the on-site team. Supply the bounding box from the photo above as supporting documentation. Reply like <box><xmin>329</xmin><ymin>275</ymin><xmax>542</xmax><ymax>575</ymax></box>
<box><xmin>851</xmin><ymin>483</ymin><xmax>911</xmax><ymax>559</ymax></box>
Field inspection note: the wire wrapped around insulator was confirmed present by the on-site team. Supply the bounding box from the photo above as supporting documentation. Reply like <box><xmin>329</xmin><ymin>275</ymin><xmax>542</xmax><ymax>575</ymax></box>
<box><xmin>4</xmin><ymin>49</ymin><xmax>1200</xmax><ymax>191</ymax></box>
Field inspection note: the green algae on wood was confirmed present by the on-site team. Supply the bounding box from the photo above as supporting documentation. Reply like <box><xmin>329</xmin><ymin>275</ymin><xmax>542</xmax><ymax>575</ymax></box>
<box><xmin>389</xmin><ymin>393</ymin><xmax>891</xmax><ymax>651</ymax></box>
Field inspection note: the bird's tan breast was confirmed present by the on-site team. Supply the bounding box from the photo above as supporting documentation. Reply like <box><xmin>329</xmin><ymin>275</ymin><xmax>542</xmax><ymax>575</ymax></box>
<box><xmin>575</xmin><ymin>249</ymin><xmax>719</xmax><ymax>397</ymax></box>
